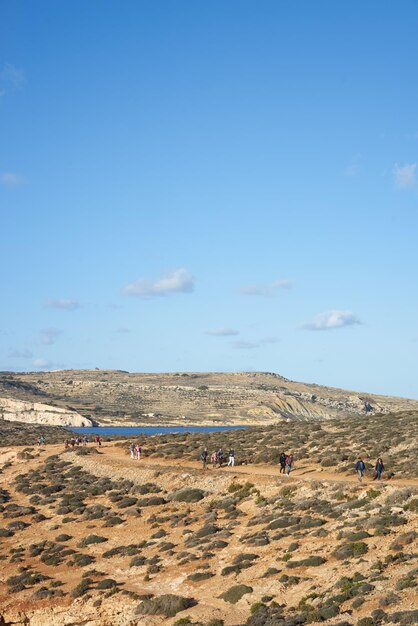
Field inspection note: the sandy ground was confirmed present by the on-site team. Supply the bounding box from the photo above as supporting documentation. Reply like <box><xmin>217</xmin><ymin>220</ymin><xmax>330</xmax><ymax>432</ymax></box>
<box><xmin>0</xmin><ymin>443</ymin><xmax>417</xmax><ymax>626</ymax></box>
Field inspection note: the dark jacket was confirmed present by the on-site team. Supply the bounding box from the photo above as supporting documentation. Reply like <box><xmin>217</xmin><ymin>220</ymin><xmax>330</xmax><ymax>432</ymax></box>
<box><xmin>356</xmin><ymin>460</ymin><xmax>365</xmax><ymax>471</ymax></box>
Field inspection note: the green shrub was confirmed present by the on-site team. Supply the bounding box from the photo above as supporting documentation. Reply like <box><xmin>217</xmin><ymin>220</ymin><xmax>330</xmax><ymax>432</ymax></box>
<box><xmin>136</xmin><ymin>594</ymin><xmax>195</xmax><ymax>617</ymax></box>
<box><xmin>187</xmin><ymin>571</ymin><xmax>214</xmax><ymax>582</ymax></box>
<box><xmin>78</xmin><ymin>535</ymin><xmax>108</xmax><ymax>548</ymax></box>
<box><xmin>333</xmin><ymin>542</ymin><xmax>368</xmax><ymax>560</ymax></box>
<box><xmin>220</xmin><ymin>584</ymin><xmax>253</xmax><ymax>604</ymax></box>
<box><xmin>287</xmin><ymin>556</ymin><xmax>326</xmax><ymax>568</ymax></box>
<box><xmin>97</xmin><ymin>578</ymin><xmax>118</xmax><ymax>590</ymax></box>
<box><xmin>406</xmin><ymin>498</ymin><xmax>418</xmax><ymax>512</ymax></box>
<box><xmin>171</xmin><ymin>489</ymin><xmax>205</xmax><ymax>503</ymax></box>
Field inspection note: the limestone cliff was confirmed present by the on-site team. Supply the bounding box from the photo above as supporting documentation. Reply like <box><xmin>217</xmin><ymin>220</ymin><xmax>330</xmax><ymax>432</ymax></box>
<box><xmin>0</xmin><ymin>397</ymin><xmax>93</xmax><ymax>427</ymax></box>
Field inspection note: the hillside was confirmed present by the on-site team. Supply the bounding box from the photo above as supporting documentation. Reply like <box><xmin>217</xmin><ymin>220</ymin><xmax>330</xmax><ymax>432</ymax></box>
<box><xmin>1</xmin><ymin>370</ymin><xmax>418</xmax><ymax>427</ymax></box>
<box><xmin>0</xmin><ymin>439</ymin><xmax>417</xmax><ymax>626</ymax></box>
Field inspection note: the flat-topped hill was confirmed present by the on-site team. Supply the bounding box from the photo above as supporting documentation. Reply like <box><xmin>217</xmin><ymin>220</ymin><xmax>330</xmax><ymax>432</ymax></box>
<box><xmin>1</xmin><ymin>370</ymin><xmax>417</xmax><ymax>426</ymax></box>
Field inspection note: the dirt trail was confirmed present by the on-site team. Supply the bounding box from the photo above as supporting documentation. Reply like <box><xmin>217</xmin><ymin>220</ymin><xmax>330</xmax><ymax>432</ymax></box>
<box><xmin>36</xmin><ymin>443</ymin><xmax>418</xmax><ymax>488</ymax></box>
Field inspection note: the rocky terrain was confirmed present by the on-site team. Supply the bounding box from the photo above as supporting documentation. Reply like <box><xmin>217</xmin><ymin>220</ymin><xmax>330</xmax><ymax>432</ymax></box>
<box><xmin>0</xmin><ymin>397</ymin><xmax>94</xmax><ymax>428</ymax></box>
<box><xmin>1</xmin><ymin>370</ymin><xmax>417</xmax><ymax>427</ymax></box>
<box><xmin>0</xmin><ymin>430</ymin><xmax>417</xmax><ymax>626</ymax></box>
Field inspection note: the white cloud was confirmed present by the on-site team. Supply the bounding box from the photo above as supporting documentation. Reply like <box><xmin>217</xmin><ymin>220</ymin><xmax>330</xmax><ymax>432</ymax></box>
<box><xmin>206</xmin><ymin>327</ymin><xmax>239</xmax><ymax>337</ymax></box>
<box><xmin>45</xmin><ymin>298</ymin><xmax>80</xmax><ymax>310</ymax></box>
<box><xmin>113</xmin><ymin>327</ymin><xmax>130</xmax><ymax>334</ymax></box>
<box><xmin>33</xmin><ymin>358</ymin><xmax>52</xmax><ymax>369</ymax></box>
<box><xmin>0</xmin><ymin>172</ymin><xmax>26</xmax><ymax>187</ymax></box>
<box><xmin>40</xmin><ymin>328</ymin><xmax>62</xmax><ymax>345</ymax></box>
<box><xmin>8</xmin><ymin>349</ymin><xmax>33</xmax><ymax>359</ymax></box>
<box><xmin>239</xmin><ymin>278</ymin><xmax>293</xmax><ymax>297</ymax></box>
<box><xmin>302</xmin><ymin>310</ymin><xmax>361</xmax><ymax>331</ymax></box>
<box><xmin>393</xmin><ymin>163</ymin><xmax>417</xmax><ymax>189</ymax></box>
<box><xmin>123</xmin><ymin>268</ymin><xmax>195</xmax><ymax>297</ymax></box>
<box><xmin>231</xmin><ymin>340</ymin><xmax>260</xmax><ymax>350</ymax></box>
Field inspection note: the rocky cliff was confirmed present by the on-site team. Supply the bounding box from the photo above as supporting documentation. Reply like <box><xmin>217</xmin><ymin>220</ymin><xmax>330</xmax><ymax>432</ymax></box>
<box><xmin>0</xmin><ymin>397</ymin><xmax>94</xmax><ymax>428</ymax></box>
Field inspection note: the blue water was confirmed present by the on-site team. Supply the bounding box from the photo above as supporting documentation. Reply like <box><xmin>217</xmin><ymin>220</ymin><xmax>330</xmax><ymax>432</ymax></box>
<box><xmin>70</xmin><ymin>425</ymin><xmax>248</xmax><ymax>436</ymax></box>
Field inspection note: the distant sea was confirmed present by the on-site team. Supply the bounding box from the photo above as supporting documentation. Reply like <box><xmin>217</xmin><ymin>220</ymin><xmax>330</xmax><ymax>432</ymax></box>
<box><xmin>70</xmin><ymin>425</ymin><xmax>248</xmax><ymax>437</ymax></box>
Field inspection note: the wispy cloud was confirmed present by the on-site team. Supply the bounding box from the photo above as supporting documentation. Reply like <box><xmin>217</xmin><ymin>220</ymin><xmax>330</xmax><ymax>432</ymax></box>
<box><xmin>302</xmin><ymin>310</ymin><xmax>361</xmax><ymax>331</ymax></box>
<box><xmin>259</xmin><ymin>336</ymin><xmax>280</xmax><ymax>345</ymax></box>
<box><xmin>0</xmin><ymin>172</ymin><xmax>26</xmax><ymax>187</ymax></box>
<box><xmin>206</xmin><ymin>327</ymin><xmax>239</xmax><ymax>337</ymax></box>
<box><xmin>8</xmin><ymin>349</ymin><xmax>33</xmax><ymax>359</ymax></box>
<box><xmin>113</xmin><ymin>327</ymin><xmax>130</xmax><ymax>334</ymax></box>
<box><xmin>393</xmin><ymin>163</ymin><xmax>417</xmax><ymax>189</ymax></box>
<box><xmin>239</xmin><ymin>278</ymin><xmax>293</xmax><ymax>297</ymax></box>
<box><xmin>45</xmin><ymin>298</ymin><xmax>80</xmax><ymax>310</ymax></box>
<box><xmin>231</xmin><ymin>340</ymin><xmax>260</xmax><ymax>350</ymax></box>
<box><xmin>40</xmin><ymin>328</ymin><xmax>62</xmax><ymax>345</ymax></box>
<box><xmin>123</xmin><ymin>268</ymin><xmax>195</xmax><ymax>297</ymax></box>
<box><xmin>0</xmin><ymin>62</ymin><xmax>25</xmax><ymax>97</ymax></box>
<box><xmin>33</xmin><ymin>358</ymin><xmax>52</xmax><ymax>369</ymax></box>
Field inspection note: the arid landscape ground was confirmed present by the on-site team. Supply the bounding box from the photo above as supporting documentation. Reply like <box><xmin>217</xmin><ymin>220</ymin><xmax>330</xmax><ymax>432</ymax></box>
<box><xmin>0</xmin><ymin>400</ymin><xmax>417</xmax><ymax>626</ymax></box>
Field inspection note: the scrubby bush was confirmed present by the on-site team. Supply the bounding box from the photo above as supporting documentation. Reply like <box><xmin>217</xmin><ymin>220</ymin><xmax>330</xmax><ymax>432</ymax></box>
<box><xmin>136</xmin><ymin>594</ymin><xmax>196</xmax><ymax>617</ymax></box>
<box><xmin>333</xmin><ymin>542</ymin><xmax>368</xmax><ymax>560</ymax></box>
<box><xmin>78</xmin><ymin>535</ymin><xmax>108</xmax><ymax>548</ymax></box>
<box><xmin>220</xmin><ymin>584</ymin><xmax>253</xmax><ymax>604</ymax></box>
<box><xmin>187</xmin><ymin>571</ymin><xmax>214</xmax><ymax>581</ymax></box>
<box><xmin>171</xmin><ymin>489</ymin><xmax>205</xmax><ymax>503</ymax></box>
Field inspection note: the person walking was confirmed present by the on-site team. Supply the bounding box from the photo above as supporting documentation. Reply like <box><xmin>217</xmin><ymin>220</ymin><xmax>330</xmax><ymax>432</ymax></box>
<box><xmin>285</xmin><ymin>454</ymin><xmax>294</xmax><ymax>476</ymax></box>
<box><xmin>375</xmin><ymin>457</ymin><xmax>384</xmax><ymax>481</ymax></box>
<box><xmin>211</xmin><ymin>451</ymin><xmax>217</xmax><ymax>469</ymax></box>
<box><xmin>227</xmin><ymin>447</ymin><xmax>235</xmax><ymax>467</ymax></box>
<box><xmin>129</xmin><ymin>443</ymin><xmax>135</xmax><ymax>459</ymax></box>
<box><xmin>217</xmin><ymin>448</ymin><xmax>224</xmax><ymax>468</ymax></box>
<box><xmin>356</xmin><ymin>457</ymin><xmax>366</xmax><ymax>482</ymax></box>
<box><xmin>135</xmin><ymin>444</ymin><xmax>141</xmax><ymax>460</ymax></box>
<box><xmin>279</xmin><ymin>452</ymin><xmax>286</xmax><ymax>474</ymax></box>
<box><xmin>200</xmin><ymin>448</ymin><xmax>208</xmax><ymax>470</ymax></box>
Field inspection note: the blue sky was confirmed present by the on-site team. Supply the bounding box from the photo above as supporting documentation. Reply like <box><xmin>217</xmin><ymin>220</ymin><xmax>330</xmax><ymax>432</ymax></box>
<box><xmin>1</xmin><ymin>1</ymin><xmax>417</xmax><ymax>398</ymax></box>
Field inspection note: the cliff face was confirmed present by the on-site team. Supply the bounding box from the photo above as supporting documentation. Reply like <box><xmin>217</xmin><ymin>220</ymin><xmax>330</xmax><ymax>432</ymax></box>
<box><xmin>0</xmin><ymin>398</ymin><xmax>93</xmax><ymax>428</ymax></box>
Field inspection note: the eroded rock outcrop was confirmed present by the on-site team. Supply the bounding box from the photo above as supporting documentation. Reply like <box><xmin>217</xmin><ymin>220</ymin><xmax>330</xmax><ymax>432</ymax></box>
<box><xmin>0</xmin><ymin>397</ymin><xmax>93</xmax><ymax>427</ymax></box>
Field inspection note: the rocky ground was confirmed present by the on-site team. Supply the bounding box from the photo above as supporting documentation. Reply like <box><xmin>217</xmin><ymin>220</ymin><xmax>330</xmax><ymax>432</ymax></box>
<box><xmin>0</xmin><ymin>432</ymin><xmax>417</xmax><ymax>626</ymax></box>
<box><xmin>1</xmin><ymin>370</ymin><xmax>418</xmax><ymax>426</ymax></box>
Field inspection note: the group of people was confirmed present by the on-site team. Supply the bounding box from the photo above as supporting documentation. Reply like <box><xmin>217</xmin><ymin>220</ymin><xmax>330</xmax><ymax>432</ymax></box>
<box><xmin>129</xmin><ymin>443</ymin><xmax>142</xmax><ymax>460</ymax></box>
<box><xmin>279</xmin><ymin>452</ymin><xmax>294</xmax><ymax>475</ymax></box>
<box><xmin>200</xmin><ymin>447</ymin><xmax>235</xmax><ymax>469</ymax></box>
<box><xmin>356</xmin><ymin>457</ymin><xmax>385</xmax><ymax>482</ymax></box>
<box><xmin>64</xmin><ymin>436</ymin><xmax>88</xmax><ymax>448</ymax></box>
<box><xmin>37</xmin><ymin>435</ymin><xmax>46</xmax><ymax>447</ymax></box>
<box><xmin>64</xmin><ymin>434</ymin><xmax>102</xmax><ymax>448</ymax></box>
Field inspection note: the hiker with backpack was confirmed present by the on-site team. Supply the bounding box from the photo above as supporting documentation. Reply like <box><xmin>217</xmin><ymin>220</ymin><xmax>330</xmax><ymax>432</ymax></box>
<box><xmin>279</xmin><ymin>452</ymin><xmax>286</xmax><ymax>474</ymax></box>
<box><xmin>355</xmin><ymin>457</ymin><xmax>366</xmax><ymax>482</ymax></box>
<box><xmin>227</xmin><ymin>447</ymin><xmax>235</xmax><ymax>467</ymax></box>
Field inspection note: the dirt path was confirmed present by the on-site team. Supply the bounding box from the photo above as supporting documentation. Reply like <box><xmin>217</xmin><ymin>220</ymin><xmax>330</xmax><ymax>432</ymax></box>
<box><xmin>32</xmin><ymin>443</ymin><xmax>418</xmax><ymax>488</ymax></box>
